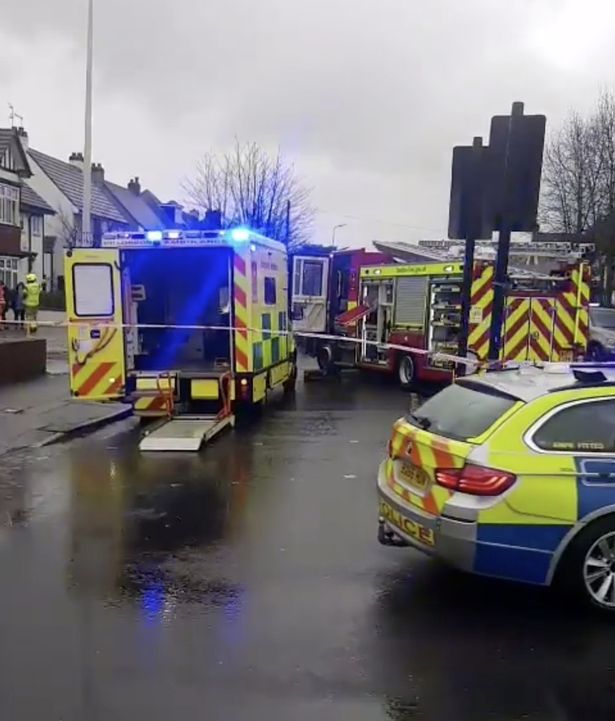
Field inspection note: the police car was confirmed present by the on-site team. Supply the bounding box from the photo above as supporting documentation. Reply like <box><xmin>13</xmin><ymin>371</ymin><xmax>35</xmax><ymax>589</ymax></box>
<box><xmin>378</xmin><ymin>363</ymin><xmax>615</xmax><ymax>611</ymax></box>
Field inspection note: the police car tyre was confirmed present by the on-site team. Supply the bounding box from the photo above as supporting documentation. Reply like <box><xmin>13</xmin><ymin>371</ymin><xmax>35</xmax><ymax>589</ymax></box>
<box><xmin>398</xmin><ymin>354</ymin><xmax>415</xmax><ymax>389</ymax></box>
<box><xmin>559</xmin><ymin>517</ymin><xmax>615</xmax><ymax>612</ymax></box>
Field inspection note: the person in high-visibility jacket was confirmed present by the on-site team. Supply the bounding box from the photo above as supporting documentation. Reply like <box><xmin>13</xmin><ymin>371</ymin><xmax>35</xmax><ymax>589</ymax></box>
<box><xmin>24</xmin><ymin>273</ymin><xmax>41</xmax><ymax>334</ymax></box>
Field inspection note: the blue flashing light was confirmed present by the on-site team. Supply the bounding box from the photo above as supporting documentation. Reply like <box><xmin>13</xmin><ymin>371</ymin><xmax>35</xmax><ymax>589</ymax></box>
<box><xmin>167</xmin><ymin>230</ymin><xmax>181</xmax><ymax>239</ymax></box>
<box><xmin>230</xmin><ymin>228</ymin><xmax>250</xmax><ymax>242</ymax></box>
<box><xmin>250</xmin><ymin>243</ymin><xmax>257</xmax><ymax>253</ymax></box>
<box><xmin>146</xmin><ymin>230</ymin><xmax>163</xmax><ymax>242</ymax></box>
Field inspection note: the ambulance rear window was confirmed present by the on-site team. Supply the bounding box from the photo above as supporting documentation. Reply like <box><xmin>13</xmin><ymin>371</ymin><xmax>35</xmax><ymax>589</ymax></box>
<box><xmin>407</xmin><ymin>382</ymin><xmax>518</xmax><ymax>441</ymax></box>
<box><xmin>72</xmin><ymin>263</ymin><xmax>114</xmax><ymax>317</ymax></box>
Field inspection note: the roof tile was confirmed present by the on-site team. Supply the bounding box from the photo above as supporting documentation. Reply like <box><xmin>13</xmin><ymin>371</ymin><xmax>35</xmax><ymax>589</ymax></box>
<box><xmin>28</xmin><ymin>149</ymin><xmax>128</xmax><ymax>224</ymax></box>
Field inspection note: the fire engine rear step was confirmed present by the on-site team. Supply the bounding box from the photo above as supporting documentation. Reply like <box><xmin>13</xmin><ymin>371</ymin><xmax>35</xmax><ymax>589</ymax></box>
<box><xmin>139</xmin><ymin>414</ymin><xmax>235</xmax><ymax>452</ymax></box>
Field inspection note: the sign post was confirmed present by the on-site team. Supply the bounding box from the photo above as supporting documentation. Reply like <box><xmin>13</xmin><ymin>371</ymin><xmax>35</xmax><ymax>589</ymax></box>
<box><xmin>485</xmin><ymin>103</ymin><xmax>545</xmax><ymax>359</ymax></box>
<box><xmin>449</xmin><ymin>136</ymin><xmax>487</xmax><ymax>360</ymax></box>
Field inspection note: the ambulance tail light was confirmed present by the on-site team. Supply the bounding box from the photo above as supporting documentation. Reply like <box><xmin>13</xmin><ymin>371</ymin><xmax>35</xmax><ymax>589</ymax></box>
<box><xmin>435</xmin><ymin>464</ymin><xmax>516</xmax><ymax>496</ymax></box>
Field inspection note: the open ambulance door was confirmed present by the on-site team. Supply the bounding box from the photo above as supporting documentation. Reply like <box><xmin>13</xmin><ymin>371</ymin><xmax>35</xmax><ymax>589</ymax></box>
<box><xmin>65</xmin><ymin>248</ymin><xmax>126</xmax><ymax>401</ymax></box>
<box><xmin>291</xmin><ymin>255</ymin><xmax>330</xmax><ymax>333</ymax></box>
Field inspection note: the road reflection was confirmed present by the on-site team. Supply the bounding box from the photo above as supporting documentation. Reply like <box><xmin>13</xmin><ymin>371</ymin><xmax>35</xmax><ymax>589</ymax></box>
<box><xmin>371</xmin><ymin>560</ymin><xmax>615</xmax><ymax>721</ymax></box>
<box><xmin>67</xmin><ymin>440</ymin><xmax>255</xmax><ymax>612</ymax></box>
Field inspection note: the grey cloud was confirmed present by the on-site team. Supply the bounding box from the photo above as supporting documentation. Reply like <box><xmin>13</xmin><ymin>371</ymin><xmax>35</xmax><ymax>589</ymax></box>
<box><xmin>1</xmin><ymin>0</ymin><xmax>613</xmax><ymax>244</ymax></box>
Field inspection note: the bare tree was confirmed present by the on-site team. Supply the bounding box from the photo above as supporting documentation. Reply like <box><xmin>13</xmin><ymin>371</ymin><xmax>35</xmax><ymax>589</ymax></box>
<box><xmin>541</xmin><ymin>91</ymin><xmax>615</xmax><ymax>303</ymax></box>
<box><xmin>55</xmin><ymin>206</ymin><xmax>79</xmax><ymax>248</ymax></box>
<box><xmin>541</xmin><ymin>112</ymin><xmax>602</xmax><ymax>234</ymax></box>
<box><xmin>183</xmin><ymin>140</ymin><xmax>313</xmax><ymax>247</ymax></box>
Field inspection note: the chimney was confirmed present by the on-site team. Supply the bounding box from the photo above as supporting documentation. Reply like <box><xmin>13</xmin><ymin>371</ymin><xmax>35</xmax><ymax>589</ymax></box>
<box><xmin>16</xmin><ymin>127</ymin><xmax>28</xmax><ymax>151</ymax></box>
<box><xmin>128</xmin><ymin>177</ymin><xmax>141</xmax><ymax>196</ymax></box>
<box><xmin>91</xmin><ymin>162</ymin><xmax>105</xmax><ymax>184</ymax></box>
<box><xmin>204</xmin><ymin>209</ymin><xmax>222</xmax><ymax>229</ymax></box>
<box><xmin>69</xmin><ymin>151</ymin><xmax>84</xmax><ymax>169</ymax></box>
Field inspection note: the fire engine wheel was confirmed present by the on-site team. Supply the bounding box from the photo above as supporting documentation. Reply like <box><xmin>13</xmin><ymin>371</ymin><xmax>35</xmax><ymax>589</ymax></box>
<box><xmin>398</xmin><ymin>354</ymin><xmax>416</xmax><ymax>389</ymax></box>
<box><xmin>317</xmin><ymin>344</ymin><xmax>334</xmax><ymax>375</ymax></box>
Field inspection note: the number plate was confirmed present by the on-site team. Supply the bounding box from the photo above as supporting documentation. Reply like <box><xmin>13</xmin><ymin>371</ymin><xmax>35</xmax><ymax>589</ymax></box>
<box><xmin>559</xmin><ymin>350</ymin><xmax>573</xmax><ymax>361</ymax></box>
<box><xmin>379</xmin><ymin>500</ymin><xmax>435</xmax><ymax>546</ymax></box>
<box><xmin>398</xmin><ymin>462</ymin><xmax>428</xmax><ymax>491</ymax></box>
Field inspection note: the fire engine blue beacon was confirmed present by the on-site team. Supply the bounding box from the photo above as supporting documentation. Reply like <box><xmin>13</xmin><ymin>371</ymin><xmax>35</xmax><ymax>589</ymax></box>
<box><xmin>146</xmin><ymin>230</ymin><xmax>163</xmax><ymax>242</ymax></box>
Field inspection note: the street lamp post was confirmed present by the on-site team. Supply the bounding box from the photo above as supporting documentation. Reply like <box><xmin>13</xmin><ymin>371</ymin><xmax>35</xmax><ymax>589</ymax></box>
<box><xmin>82</xmin><ymin>0</ymin><xmax>94</xmax><ymax>243</ymax></box>
<box><xmin>331</xmin><ymin>223</ymin><xmax>346</xmax><ymax>248</ymax></box>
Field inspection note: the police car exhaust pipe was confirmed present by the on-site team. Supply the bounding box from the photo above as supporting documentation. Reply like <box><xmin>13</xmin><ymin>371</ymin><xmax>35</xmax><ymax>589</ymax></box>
<box><xmin>378</xmin><ymin>518</ymin><xmax>409</xmax><ymax>547</ymax></box>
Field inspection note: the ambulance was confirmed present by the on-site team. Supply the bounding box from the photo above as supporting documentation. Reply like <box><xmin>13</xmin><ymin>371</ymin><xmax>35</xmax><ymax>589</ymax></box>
<box><xmin>64</xmin><ymin>228</ymin><xmax>296</xmax><ymax>451</ymax></box>
<box><xmin>315</xmin><ymin>259</ymin><xmax>591</xmax><ymax>386</ymax></box>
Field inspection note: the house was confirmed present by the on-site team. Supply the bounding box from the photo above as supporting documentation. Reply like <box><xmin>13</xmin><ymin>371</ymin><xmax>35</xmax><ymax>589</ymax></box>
<box><xmin>105</xmin><ymin>177</ymin><xmax>166</xmax><ymax>231</ymax></box>
<box><xmin>0</xmin><ymin>128</ymin><xmax>53</xmax><ymax>288</ymax></box>
<box><xmin>24</xmin><ymin>142</ymin><xmax>132</xmax><ymax>289</ymax></box>
<box><xmin>15</xmin><ymin>128</ymin><xmax>214</xmax><ymax>288</ymax></box>
<box><xmin>0</xmin><ymin>128</ymin><xmax>29</xmax><ymax>288</ymax></box>
<box><xmin>20</xmin><ymin>183</ymin><xmax>55</xmax><ymax>285</ymax></box>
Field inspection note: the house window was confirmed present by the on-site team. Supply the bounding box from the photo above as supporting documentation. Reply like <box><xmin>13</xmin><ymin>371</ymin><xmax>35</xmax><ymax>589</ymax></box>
<box><xmin>0</xmin><ymin>148</ymin><xmax>15</xmax><ymax>171</ymax></box>
<box><xmin>264</xmin><ymin>277</ymin><xmax>277</xmax><ymax>305</ymax></box>
<box><xmin>0</xmin><ymin>183</ymin><xmax>19</xmax><ymax>226</ymax></box>
<box><xmin>0</xmin><ymin>257</ymin><xmax>18</xmax><ymax>288</ymax></box>
<box><xmin>31</xmin><ymin>216</ymin><xmax>43</xmax><ymax>236</ymax></box>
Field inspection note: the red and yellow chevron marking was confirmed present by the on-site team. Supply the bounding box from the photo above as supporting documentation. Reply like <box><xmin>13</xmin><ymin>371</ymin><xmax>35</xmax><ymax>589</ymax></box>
<box><xmin>386</xmin><ymin>421</ymin><xmax>458</xmax><ymax>516</ymax></box>
<box><xmin>72</xmin><ymin>361</ymin><xmax>123</xmax><ymax>398</ymax></box>
<box><xmin>528</xmin><ymin>298</ymin><xmax>556</xmax><ymax>361</ymax></box>
<box><xmin>468</xmin><ymin>264</ymin><xmax>494</xmax><ymax>361</ymax></box>
<box><xmin>134</xmin><ymin>395</ymin><xmax>168</xmax><ymax>415</ymax></box>
<box><xmin>501</xmin><ymin>297</ymin><xmax>530</xmax><ymax>361</ymax></box>
<box><xmin>550</xmin><ymin>266</ymin><xmax>590</xmax><ymax>357</ymax></box>
<box><xmin>234</xmin><ymin>253</ymin><xmax>251</xmax><ymax>373</ymax></box>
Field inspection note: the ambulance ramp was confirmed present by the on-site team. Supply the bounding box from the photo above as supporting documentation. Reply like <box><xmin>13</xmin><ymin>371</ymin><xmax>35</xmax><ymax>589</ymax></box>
<box><xmin>139</xmin><ymin>415</ymin><xmax>234</xmax><ymax>452</ymax></box>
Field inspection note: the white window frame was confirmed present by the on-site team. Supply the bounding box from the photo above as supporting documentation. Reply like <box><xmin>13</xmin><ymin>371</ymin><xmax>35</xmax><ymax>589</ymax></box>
<box><xmin>0</xmin><ymin>183</ymin><xmax>19</xmax><ymax>226</ymax></box>
<box><xmin>0</xmin><ymin>256</ymin><xmax>19</xmax><ymax>288</ymax></box>
<box><xmin>292</xmin><ymin>256</ymin><xmax>329</xmax><ymax>300</ymax></box>
<box><xmin>31</xmin><ymin>215</ymin><xmax>43</xmax><ymax>236</ymax></box>
<box><xmin>524</xmin><ymin>396</ymin><xmax>615</xmax><ymax>456</ymax></box>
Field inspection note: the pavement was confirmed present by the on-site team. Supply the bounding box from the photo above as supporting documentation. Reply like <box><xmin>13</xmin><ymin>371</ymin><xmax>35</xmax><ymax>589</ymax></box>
<box><xmin>0</xmin><ymin>372</ymin><xmax>614</xmax><ymax>721</ymax></box>
<box><xmin>0</xmin><ymin>310</ymin><xmax>130</xmax><ymax>456</ymax></box>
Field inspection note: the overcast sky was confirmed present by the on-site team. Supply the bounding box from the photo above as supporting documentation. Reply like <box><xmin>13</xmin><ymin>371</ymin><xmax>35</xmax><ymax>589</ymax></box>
<box><xmin>2</xmin><ymin>0</ymin><xmax>615</xmax><ymax>247</ymax></box>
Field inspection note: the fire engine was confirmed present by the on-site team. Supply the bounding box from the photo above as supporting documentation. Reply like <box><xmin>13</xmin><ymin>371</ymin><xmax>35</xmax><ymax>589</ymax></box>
<box><xmin>313</xmin><ymin>259</ymin><xmax>591</xmax><ymax>386</ymax></box>
<box><xmin>64</xmin><ymin>228</ymin><xmax>296</xmax><ymax>451</ymax></box>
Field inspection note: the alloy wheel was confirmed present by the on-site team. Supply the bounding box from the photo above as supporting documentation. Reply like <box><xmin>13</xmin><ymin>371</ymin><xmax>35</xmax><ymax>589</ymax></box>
<box><xmin>583</xmin><ymin>532</ymin><xmax>615</xmax><ymax>608</ymax></box>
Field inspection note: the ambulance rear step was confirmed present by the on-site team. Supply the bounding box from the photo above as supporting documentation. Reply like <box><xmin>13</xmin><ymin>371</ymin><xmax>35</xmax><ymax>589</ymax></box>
<box><xmin>139</xmin><ymin>414</ymin><xmax>235</xmax><ymax>452</ymax></box>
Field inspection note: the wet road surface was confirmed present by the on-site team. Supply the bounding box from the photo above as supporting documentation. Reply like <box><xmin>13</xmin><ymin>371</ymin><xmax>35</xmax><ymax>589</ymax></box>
<box><xmin>1</xmin><ymin>372</ymin><xmax>615</xmax><ymax>720</ymax></box>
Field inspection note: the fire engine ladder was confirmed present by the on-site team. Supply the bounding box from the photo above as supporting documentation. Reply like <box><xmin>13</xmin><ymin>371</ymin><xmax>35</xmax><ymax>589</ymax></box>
<box><xmin>139</xmin><ymin>373</ymin><xmax>235</xmax><ymax>452</ymax></box>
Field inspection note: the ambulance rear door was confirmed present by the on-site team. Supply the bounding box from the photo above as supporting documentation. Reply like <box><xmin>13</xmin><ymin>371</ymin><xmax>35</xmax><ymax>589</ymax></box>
<box><xmin>65</xmin><ymin>248</ymin><xmax>126</xmax><ymax>400</ymax></box>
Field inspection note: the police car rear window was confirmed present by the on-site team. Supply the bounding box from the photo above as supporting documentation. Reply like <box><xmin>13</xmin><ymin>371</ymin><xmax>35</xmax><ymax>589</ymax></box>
<box><xmin>407</xmin><ymin>382</ymin><xmax>518</xmax><ymax>441</ymax></box>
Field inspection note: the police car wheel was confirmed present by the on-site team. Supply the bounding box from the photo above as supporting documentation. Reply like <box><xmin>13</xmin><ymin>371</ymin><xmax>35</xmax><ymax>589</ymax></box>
<box><xmin>398</xmin><ymin>355</ymin><xmax>415</xmax><ymax>389</ymax></box>
<box><xmin>560</xmin><ymin>518</ymin><xmax>615</xmax><ymax>612</ymax></box>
